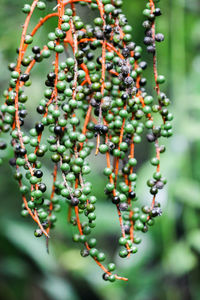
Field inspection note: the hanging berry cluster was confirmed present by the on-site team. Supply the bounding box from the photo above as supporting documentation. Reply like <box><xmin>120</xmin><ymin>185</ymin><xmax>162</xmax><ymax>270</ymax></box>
<box><xmin>0</xmin><ymin>0</ymin><xmax>173</xmax><ymax>282</ymax></box>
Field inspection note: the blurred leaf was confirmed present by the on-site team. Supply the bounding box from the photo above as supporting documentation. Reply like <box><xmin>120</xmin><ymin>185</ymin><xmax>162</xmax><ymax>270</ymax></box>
<box><xmin>164</xmin><ymin>241</ymin><xmax>197</xmax><ymax>275</ymax></box>
<box><xmin>41</xmin><ymin>275</ymin><xmax>79</xmax><ymax>300</ymax></box>
<box><xmin>59</xmin><ymin>249</ymin><xmax>89</xmax><ymax>272</ymax></box>
<box><xmin>173</xmin><ymin>179</ymin><xmax>200</xmax><ymax>208</ymax></box>
<box><xmin>1</xmin><ymin>218</ymin><xmax>57</xmax><ymax>272</ymax></box>
<box><xmin>187</xmin><ymin>230</ymin><xmax>200</xmax><ymax>254</ymax></box>
<box><xmin>0</xmin><ymin>257</ymin><xmax>28</xmax><ymax>279</ymax></box>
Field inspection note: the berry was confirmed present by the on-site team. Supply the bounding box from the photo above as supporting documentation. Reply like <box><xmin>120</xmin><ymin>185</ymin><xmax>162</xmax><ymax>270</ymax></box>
<box><xmin>20</xmin><ymin>73</ymin><xmax>29</xmax><ymax>82</ymax></box>
<box><xmin>70</xmin><ymin>197</ymin><xmax>79</xmax><ymax>206</ymax></box>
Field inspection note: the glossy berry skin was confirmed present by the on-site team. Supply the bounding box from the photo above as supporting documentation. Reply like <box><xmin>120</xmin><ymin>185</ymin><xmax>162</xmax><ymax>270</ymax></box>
<box><xmin>71</xmin><ymin>197</ymin><xmax>79</xmax><ymax>206</ymax></box>
<box><xmin>112</xmin><ymin>196</ymin><xmax>120</xmax><ymax>204</ymax></box>
<box><xmin>32</xmin><ymin>46</ymin><xmax>41</xmax><ymax>54</ymax></box>
<box><xmin>20</xmin><ymin>73</ymin><xmax>29</xmax><ymax>82</ymax></box>
<box><xmin>35</xmin><ymin>123</ymin><xmax>44</xmax><ymax>133</ymax></box>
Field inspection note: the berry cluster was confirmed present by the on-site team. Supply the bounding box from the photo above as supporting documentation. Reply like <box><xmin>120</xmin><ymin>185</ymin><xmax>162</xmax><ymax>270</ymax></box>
<box><xmin>0</xmin><ymin>0</ymin><xmax>172</xmax><ymax>282</ymax></box>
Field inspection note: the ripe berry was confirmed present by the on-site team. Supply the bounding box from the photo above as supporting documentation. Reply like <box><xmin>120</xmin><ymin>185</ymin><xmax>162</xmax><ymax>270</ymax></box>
<box><xmin>54</xmin><ymin>125</ymin><xmax>62</xmax><ymax>135</ymax></box>
<box><xmin>35</xmin><ymin>123</ymin><xmax>44</xmax><ymax>133</ymax></box>
<box><xmin>20</xmin><ymin>73</ymin><xmax>29</xmax><ymax>82</ymax></box>
<box><xmin>112</xmin><ymin>196</ymin><xmax>120</xmax><ymax>204</ymax></box>
<box><xmin>32</xmin><ymin>46</ymin><xmax>41</xmax><ymax>54</ymax></box>
<box><xmin>71</xmin><ymin>197</ymin><xmax>79</xmax><ymax>206</ymax></box>
<box><xmin>155</xmin><ymin>33</ymin><xmax>164</xmax><ymax>42</ymax></box>
<box><xmin>34</xmin><ymin>170</ymin><xmax>43</xmax><ymax>178</ymax></box>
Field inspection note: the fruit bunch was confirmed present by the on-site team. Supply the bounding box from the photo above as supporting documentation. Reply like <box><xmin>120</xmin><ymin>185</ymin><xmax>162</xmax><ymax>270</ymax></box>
<box><xmin>0</xmin><ymin>0</ymin><xmax>172</xmax><ymax>282</ymax></box>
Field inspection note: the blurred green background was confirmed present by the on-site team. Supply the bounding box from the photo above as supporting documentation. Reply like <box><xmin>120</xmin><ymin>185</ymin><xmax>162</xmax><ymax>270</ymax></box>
<box><xmin>0</xmin><ymin>0</ymin><xmax>200</xmax><ymax>299</ymax></box>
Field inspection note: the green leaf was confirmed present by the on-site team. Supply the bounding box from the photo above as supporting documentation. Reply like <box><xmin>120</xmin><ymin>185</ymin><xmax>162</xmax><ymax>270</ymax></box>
<box><xmin>187</xmin><ymin>229</ymin><xmax>200</xmax><ymax>254</ymax></box>
<box><xmin>1</xmin><ymin>218</ymin><xmax>57</xmax><ymax>272</ymax></box>
<box><xmin>173</xmin><ymin>179</ymin><xmax>200</xmax><ymax>208</ymax></box>
<box><xmin>164</xmin><ymin>241</ymin><xmax>197</xmax><ymax>275</ymax></box>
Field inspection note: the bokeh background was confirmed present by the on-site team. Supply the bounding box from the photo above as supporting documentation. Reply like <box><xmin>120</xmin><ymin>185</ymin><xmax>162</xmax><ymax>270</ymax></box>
<box><xmin>0</xmin><ymin>0</ymin><xmax>200</xmax><ymax>299</ymax></box>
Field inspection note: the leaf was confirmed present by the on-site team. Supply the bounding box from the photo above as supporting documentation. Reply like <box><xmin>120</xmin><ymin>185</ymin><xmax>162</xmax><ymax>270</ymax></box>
<box><xmin>173</xmin><ymin>179</ymin><xmax>200</xmax><ymax>208</ymax></box>
<box><xmin>1</xmin><ymin>218</ymin><xmax>57</xmax><ymax>272</ymax></box>
<box><xmin>41</xmin><ymin>275</ymin><xmax>79</xmax><ymax>300</ymax></box>
<box><xmin>187</xmin><ymin>229</ymin><xmax>200</xmax><ymax>254</ymax></box>
<box><xmin>164</xmin><ymin>241</ymin><xmax>197</xmax><ymax>275</ymax></box>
